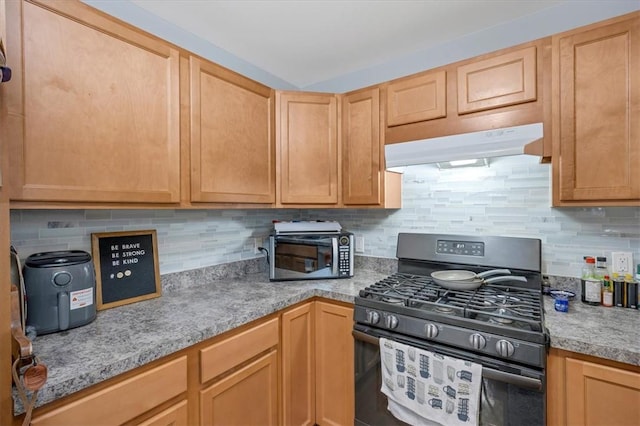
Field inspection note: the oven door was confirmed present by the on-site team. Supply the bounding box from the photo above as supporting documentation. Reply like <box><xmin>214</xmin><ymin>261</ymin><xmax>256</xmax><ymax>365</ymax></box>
<box><xmin>353</xmin><ymin>325</ymin><xmax>545</xmax><ymax>426</ymax></box>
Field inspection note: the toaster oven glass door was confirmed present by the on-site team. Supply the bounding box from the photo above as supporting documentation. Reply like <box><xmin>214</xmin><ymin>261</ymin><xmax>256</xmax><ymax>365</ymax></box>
<box><xmin>272</xmin><ymin>235</ymin><xmax>337</xmax><ymax>280</ymax></box>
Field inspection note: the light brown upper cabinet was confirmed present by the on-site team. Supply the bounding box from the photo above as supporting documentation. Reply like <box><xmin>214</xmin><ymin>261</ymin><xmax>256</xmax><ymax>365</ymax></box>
<box><xmin>5</xmin><ymin>0</ymin><xmax>181</xmax><ymax>204</ymax></box>
<box><xmin>385</xmin><ymin>40</ymin><xmax>551</xmax><ymax>160</ymax></box>
<box><xmin>276</xmin><ymin>91</ymin><xmax>339</xmax><ymax>206</ymax></box>
<box><xmin>343</xmin><ymin>88</ymin><xmax>402</xmax><ymax>208</ymax></box>
<box><xmin>386</xmin><ymin>70</ymin><xmax>446</xmax><ymax>126</ymax></box>
<box><xmin>342</xmin><ymin>88</ymin><xmax>382</xmax><ymax>205</ymax></box>
<box><xmin>457</xmin><ymin>46</ymin><xmax>537</xmax><ymax>114</ymax></box>
<box><xmin>189</xmin><ymin>57</ymin><xmax>275</xmax><ymax>204</ymax></box>
<box><xmin>552</xmin><ymin>12</ymin><xmax>640</xmax><ymax>206</ymax></box>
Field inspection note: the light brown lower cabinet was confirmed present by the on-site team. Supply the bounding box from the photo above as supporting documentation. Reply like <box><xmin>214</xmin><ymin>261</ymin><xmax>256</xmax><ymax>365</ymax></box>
<box><xmin>547</xmin><ymin>348</ymin><xmax>640</xmax><ymax>426</ymax></box>
<box><xmin>199</xmin><ymin>351</ymin><xmax>278</xmax><ymax>426</ymax></box>
<box><xmin>281</xmin><ymin>300</ymin><xmax>354</xmax><ymax>426</ymax></box>
<box><xmin>30</xmin><ymin>356</ymin><xmax>188</xmax><ymax>426</ymax></box>
<box><xmin>25</xmin><ymin>300</ymin><xmax>353</xmax><ymax>426</ymax></box>
<box><xmin>198</xmin><ymin>317</ymin><xmax>280</xmax><ymax>426</ymax></box>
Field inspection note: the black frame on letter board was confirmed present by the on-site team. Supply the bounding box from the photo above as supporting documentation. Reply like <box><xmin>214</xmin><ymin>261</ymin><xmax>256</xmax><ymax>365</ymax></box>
<box><xmin>91</xmin><ymin>229</ymin><xmax>161</xmax><ymax>310</ymax></box>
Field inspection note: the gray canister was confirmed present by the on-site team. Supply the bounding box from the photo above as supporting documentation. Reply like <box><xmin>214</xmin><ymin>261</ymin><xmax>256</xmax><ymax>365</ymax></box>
<box><xmin>23</xmin><ymin>250</ymin><xmax>97</xmax><ymax>335</ymax></box>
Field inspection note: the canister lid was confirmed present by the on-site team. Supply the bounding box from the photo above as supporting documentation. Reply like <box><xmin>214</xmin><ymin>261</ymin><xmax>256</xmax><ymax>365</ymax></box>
<box><xmin>25</xmin><ymin>250</ymin><xmax>91</xmax><ymax>268</ymax></box>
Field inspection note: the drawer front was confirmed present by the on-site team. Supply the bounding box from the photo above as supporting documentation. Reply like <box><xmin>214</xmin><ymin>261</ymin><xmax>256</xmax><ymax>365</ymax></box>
<box><xmin>32</xmin><ymin>356</ymin><xmax>187</xmax><ymax>426</ymax></box>
<box><xmin>200</xmin><ymin>317</ymin><xmax>279</xmax><ymax>383</ymax></box>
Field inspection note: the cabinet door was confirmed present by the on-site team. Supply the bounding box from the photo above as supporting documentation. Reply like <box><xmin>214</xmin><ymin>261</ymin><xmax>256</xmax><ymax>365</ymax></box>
<box><xmin>565</xmin><ymin>357</ymin><xmax>640</xmax><ymax>425</ymax></box>
<box><xmin>190</xmin><ymin>57</ymin><xmax>275</xmax><ymax>204</ymax></box>
<box><xmin>386</xmin><ymin>70</ymin><xmax>446</xmax><ymax>126</ymax></box>
<box><xmin>135</xmin><ymin>400</ymin><xmax>188</xmax><ymax>426</ymax></box>
<box><xmin>200</xmin><ymin>351</ymin><xmax>278</xmax><ymax>426</ymax></box>
<box><xmin>276</xmin><ymin>92</ymin><xmax>338</xmax><ymax>205</ymax></box>
<box><xmin>315</xmin><ymin>302</ymin><xmax>354</xmax><ymax>426</ymax></box>
<box><xmin>554</xmin><ymin>15</ymin><xmax>640</xmax><ymax>203</ymax></box>
<box><xmin>342</xmin><ymin>88</ymin><xmax>382</xmax><ymax>205</ymax></box>
<box><xmin>281</xmin><ymin>303</ymin><xmax>315</xmax><ymax>426</ymax></box>
<box><xmin>457</xmin><ymin>46</ymin><xmax>537</xmax><ymax>114</ymax></box>
<box><xmin>7</xmin><ymin>1</ymin><xmax>180</xmax><ymax>203</ymax></box>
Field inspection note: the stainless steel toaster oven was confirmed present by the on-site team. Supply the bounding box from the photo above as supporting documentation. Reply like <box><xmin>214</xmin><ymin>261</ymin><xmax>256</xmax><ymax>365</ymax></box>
<box><xmin>268</xmin><ymin>232</ymin><xmax>354</xmax><ymax>281</ymax></box>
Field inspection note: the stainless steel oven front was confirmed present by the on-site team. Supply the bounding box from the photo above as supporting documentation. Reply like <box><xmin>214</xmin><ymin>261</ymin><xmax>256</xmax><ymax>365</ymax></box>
<box><xmin>353</xmin><ymin>325</ymin><xmax>546</xmax><ymax>426</ymax></box>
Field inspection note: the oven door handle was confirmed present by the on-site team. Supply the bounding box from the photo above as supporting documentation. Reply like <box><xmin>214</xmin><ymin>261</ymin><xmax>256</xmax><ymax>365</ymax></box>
<box><xmin>352</xmin><ymin>329</ymin><xmax>543</xmax><ymax>391</ymax></box>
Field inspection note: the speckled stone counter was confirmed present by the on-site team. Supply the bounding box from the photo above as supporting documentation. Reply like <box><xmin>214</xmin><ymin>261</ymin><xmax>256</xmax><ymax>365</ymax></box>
<box><xmin>15</xmin><ymin>268</ymin><xmax>387</xmax><ymax>414</ymax></box>
<box><xmin>15</xmin><ymin>262</ymin><xmax>640</xmax><ymax>415</ymax></box>
<box><xmin>543</xmin><ymin>295</ymin><xmax>640</xmax><ymax>365</ymax></box>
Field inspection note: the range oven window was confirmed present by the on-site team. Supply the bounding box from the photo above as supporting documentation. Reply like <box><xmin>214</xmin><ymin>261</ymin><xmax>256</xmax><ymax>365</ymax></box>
<box><xmin>354</xmin><ymin>327</ymin><xmax>545</xmax><ymax>426</ymax></box>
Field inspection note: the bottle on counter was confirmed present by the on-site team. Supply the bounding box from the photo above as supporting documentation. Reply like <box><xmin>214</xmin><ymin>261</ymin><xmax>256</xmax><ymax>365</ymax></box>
<box><xmin>595</xmin><ymin>257</ymin><xmax>609</xmax><ymax>305</ymax></box>
<box><xmin>612</xmin><ymin>273</ymin><xmax>626</xmax><ymax>307</ymax></box>
<box><xmin>602</xmin><ymin>275</ymin><xmax>613</xmax><ymax>307</ymax></box>
<box><xmin>581</xmin><ymin>256</ymin><xmax>600</xmax><ymax>306</ymax></box>
<box><xmin>624</xmin><ymin>274</ymin><xmax>638</xmax><ymax>309</ymax></box>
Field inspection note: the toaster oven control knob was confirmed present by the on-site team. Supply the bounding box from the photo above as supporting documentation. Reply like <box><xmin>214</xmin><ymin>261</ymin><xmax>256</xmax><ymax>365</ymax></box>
<box><xmin>366</xmin><ymin>310</ymin><xmax>380</xmax><ymax>325</ymax></box>
<box><xmin>496</xmin><ymin>339</ymin><xmax>515</xmax><ymax>357</ymax></box>
<box><xmin>385</xmin><ymin>315</ymin><xmax>399</xmax><ymax>329</ymax></box>
<box><xmin>469</xmin><ymin>333</ymin><xmax>486</xmax><ymax>350</ymax></box>
<box><xmin>425</xmin><ymin>323</ymin><xmax>439</xmax><ymax>339</ymax></box>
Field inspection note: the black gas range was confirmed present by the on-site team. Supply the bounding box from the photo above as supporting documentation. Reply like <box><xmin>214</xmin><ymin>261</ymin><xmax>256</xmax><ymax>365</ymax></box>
<box><xmin>354</xmin><ymin>232</ymin><xmax>548</xmax><ymax>369</ymax></box>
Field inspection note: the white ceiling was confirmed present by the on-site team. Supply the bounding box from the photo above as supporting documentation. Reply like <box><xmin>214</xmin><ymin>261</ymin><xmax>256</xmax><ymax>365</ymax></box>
<box><xmin>130</xmin><ymin>0</ymin><xmax>564</xmax><ymax>88</ymax></box>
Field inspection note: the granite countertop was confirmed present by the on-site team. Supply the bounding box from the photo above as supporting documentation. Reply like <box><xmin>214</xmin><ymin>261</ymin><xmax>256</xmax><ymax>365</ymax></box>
<box><xmin>15</xmin><ymin>268</ymin><xmax>640</xmax><ymax>415</ymax></box>
<box><xmin>543</xmin><ymin>295</ymin><xmax>640</xmax><ymax>365</ymax></box>
<box><xmin>16</xmin><ymin>269</ymin><xmax>386</xmax><ymax>414</ymax></box>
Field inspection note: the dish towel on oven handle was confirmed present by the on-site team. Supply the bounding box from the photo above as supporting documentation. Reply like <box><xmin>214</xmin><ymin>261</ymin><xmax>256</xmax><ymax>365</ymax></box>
<box><xmin>379</xmin><ymin>337</ymin><xmax>482</xmax><ymax>426</ymax></box>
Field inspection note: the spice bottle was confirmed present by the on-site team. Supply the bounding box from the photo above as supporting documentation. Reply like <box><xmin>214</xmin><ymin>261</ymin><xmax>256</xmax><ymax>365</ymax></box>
<box><xmin>595</xmin><ymin>257</ymin><xmax>609</xmax><ymax>304</ymax></box>
<box><xmin>624</xmin><ymin>274</ymin><xmax>638</xmax><ymax>309</ymax></box>
<box><xmin>581</xmin><ymin>256</ymin><xmax>600</xmax><ymax>305</ymax></box>
<box><xmin>602</xmin><ymin>275</ymin><xmax>613</xmax><ymax>307</ymax></box>
<box><xmin>612</xmin><ymin>273</ymin><xmax>626</xmax><ymax>307</ymax></box>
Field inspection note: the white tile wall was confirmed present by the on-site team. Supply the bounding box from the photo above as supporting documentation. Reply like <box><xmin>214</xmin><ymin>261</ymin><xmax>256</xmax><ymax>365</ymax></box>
<box><xmin>10</xmin><ymin>156</ymin><xmax>640</xmax><ymax>277</ymax></box>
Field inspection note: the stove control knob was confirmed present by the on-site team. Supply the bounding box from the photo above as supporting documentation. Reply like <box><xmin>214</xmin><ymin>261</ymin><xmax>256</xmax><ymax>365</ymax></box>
<box><xmin>496</xmin><ymin>339</ymin><xmax>515</xmax><ymax>357</ymax></box>
<box><xmin>425</xmin><ymin>323</ymin><xmax>439</xmax><ymax>339</ymax></box>
<box><xmin>469</xmin><ymin>333</ymin><xmax>486</xmax><ymax>350</ymax></box>
<box><xmin>385</xmin><ymin>315</ymin><xmax>399</xmax><ymax>329</ymax></box>
<box><xmin>366</xmin><ymin>310</ymin><xmax>380</xmax><ymax>325</ymax></box>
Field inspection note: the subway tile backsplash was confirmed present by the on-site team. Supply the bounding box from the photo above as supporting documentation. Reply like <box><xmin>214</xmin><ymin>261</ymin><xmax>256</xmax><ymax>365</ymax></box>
<box><xmin>10</xmin><ymin>156</ymin><xmax>640</xmax><ymax>278</ymax></box>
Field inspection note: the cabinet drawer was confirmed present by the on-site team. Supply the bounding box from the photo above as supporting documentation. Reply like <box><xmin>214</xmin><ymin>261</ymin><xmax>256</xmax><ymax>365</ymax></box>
<box><xmin>32</xmin><ymin>356</ymin><xmax>187</xmax><ymax>426</ymax></box>
<box><xmin>457</xmin><ymin>46</ymin><xmax>537</xmax><ymax>114</ymax></box>
<box><xmin>200</xmin><ymin>317</ymin><xmax>279</xmax><ymax>383</ymax></box>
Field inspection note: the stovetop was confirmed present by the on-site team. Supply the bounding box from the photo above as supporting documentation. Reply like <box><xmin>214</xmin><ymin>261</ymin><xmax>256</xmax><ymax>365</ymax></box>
<box><xmin>353</xmin><ymin>233</ymin><xmax>547</xmax><ymax>368</ymax></box>
<box><xmin>360</xmin><ymin>272</ymin><xmax>543</xmax><ymax>333</ymax></box>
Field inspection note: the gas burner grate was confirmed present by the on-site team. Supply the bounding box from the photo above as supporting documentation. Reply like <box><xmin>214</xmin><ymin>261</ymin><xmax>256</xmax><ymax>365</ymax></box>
<box><xmin>361</xmin><ymin>273</ymin><xmax>544</xmax><ymax>332</ymax></box>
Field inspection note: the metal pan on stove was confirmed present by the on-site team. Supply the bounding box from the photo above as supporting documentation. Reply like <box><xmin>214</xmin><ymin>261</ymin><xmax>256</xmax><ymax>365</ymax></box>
<box><xmin>430</xmin><ymin>268</ymin><xmax>511</xmax><ymax>282</ymax></box>
<box><xmin>431</xmin><ymin>273</ymin><xmax>528</xmax><ymax>290</ymax></box>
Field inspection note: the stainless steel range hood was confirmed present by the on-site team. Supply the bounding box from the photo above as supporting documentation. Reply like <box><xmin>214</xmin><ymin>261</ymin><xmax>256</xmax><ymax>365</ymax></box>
<box><xmin>385</xmin><ymin>122</ymin><xmax>543</xmax><ymax>168</ymax></box>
